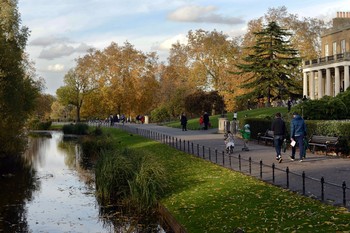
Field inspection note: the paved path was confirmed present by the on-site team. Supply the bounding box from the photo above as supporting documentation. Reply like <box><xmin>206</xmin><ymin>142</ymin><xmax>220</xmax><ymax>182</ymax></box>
<box><xmin>100</xmin><ymin>122</ymin><xmax>350</xmax><ymax>209</ymax></box>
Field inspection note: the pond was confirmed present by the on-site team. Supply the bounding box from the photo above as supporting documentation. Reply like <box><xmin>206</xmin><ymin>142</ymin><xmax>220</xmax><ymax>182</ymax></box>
<box><xmin>0</xmin><ymin>131</ymin><xmax>166</xmax><ymax>233</ymax></box>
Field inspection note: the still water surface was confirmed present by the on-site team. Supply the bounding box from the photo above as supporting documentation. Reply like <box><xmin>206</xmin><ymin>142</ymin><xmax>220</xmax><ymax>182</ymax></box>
<box><xmin>0</xmin><ymin>131</ymin><xmax>113</xmax><ymax>232</ymax></box>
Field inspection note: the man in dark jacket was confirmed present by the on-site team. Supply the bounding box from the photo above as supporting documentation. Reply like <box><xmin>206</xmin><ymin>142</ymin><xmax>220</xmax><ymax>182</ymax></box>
<box><xmin>203</xmin><ymin>112</ymin><xmax>209</xmax><ymax>130</ymax></box>
<box><xmin>180</xmin><ymin>112</ymin><xmax>188</xmax><ymax>131</ymax></box>
<box><xmin>271</xmin><ymin>112</ymin><xmax>286</xmax><ymax>163</ymax></box>
<box><xmin>290</xmin><ymin>112</ymin><xmax>307</xmax><ymax>162</ymax></box>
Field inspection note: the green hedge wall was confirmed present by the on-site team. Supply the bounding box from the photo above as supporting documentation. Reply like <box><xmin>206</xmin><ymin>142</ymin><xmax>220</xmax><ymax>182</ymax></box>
<box><xmin>240</xmin><ymin>118</ymin><xmax>350</xmax><ymax>154</ymax></box>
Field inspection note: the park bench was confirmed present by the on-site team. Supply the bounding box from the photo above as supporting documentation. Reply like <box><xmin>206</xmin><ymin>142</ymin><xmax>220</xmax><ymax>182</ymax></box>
<box><xmin>257</xmin><ymin>130</ymin><xmax>274</xmax><ymax>146</ymax></box>
<box><xmin>308</xmin><ymin>135</ymin><xmax>340</xmax><ymax>156</ymax></box>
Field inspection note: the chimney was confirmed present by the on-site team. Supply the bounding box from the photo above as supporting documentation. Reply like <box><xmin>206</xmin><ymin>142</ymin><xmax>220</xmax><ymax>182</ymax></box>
<box><xmin>333</xmin><ymin>11</ymin><xmax>350</xmax><ymax>29</ymax></box>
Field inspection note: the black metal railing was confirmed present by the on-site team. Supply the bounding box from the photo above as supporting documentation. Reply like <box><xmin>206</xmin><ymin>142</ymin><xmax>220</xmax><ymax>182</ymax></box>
<box><xmin>89</xmin><ymin>121</ymin><xmax>350</xmax><ymax>209</ymax></box>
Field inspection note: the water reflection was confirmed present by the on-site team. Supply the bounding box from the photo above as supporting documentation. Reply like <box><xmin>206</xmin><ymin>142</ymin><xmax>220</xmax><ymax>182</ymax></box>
<box><xmin>0</xmin><ymin>131</ymin><xmax>114</xmax><ymax>233</ymax></box>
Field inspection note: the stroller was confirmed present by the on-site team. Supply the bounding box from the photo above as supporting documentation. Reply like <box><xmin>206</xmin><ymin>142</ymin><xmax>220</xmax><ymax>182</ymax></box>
<box><xmin>224</xmin><ymin>131</ymin><xmax>235</xmax><ymax>155</ymax></box>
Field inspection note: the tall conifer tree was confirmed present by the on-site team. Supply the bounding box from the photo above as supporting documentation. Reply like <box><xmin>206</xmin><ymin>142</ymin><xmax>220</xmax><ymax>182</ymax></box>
<box><xmin>235</xmin><ymin>21</ymin><xmax>301</xmax><ymax>107</ymax></box>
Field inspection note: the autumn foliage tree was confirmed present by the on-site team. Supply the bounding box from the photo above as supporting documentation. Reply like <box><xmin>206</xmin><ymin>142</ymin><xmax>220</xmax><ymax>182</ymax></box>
<box><xmin>56</xmin><ymin>6</ymin><xmax>329</xmax><ymax>120</ymax></box>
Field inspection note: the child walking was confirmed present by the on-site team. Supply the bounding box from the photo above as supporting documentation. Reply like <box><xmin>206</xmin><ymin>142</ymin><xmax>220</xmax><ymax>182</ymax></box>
<box><xmin>240</xmin><ymin>124</ymin><xmax>251</xmax><ymax>151</ymax></box>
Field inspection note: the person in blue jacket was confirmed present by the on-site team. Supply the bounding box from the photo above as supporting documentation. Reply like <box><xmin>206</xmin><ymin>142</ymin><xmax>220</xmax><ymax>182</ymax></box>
<box><xmin>290</xmin><ymin>112</ymin><xmax>307</xmax><ymax>162</ymax></box>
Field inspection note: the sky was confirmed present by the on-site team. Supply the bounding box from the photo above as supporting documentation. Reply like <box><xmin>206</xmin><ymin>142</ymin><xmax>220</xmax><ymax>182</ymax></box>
<box><xmin>17</xmin><ymin>0</ymin><xmax>349</xmax><ymax>96</ymax></box>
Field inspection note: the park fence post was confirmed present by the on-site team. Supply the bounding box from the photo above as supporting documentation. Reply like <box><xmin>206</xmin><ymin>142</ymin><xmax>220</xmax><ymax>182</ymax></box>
<box><xmin>302</xmin><ymin>171</ymin><xmax>306</xmax><ymax>195</ymax></box>
<box><xmin>249</xmin><ymin>157</ymin><xmax>252</xmax><ymax>174</ymax></box>
<box><xmin>342</xmin><ymin>181</ymin><xmax>347</xmax><ymax>206</ymax></box>
<box><xmin>286</xmin><ymin>167</ymin><xmax>290</xmax><ymax>188</ymax></box>
<box><xmin>321</xmin><ymin>177</ymin><xmax>325</xmax><ymax>202</ymax></box>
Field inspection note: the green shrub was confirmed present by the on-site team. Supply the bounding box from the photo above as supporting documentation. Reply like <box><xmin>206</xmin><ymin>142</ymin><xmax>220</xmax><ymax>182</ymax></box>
<box><xmin>151</xmin><ymin>106</ymin><xmax>171</xmax><ymax>123</ymax></box>
<box><xmin>292</xmin><ymin>92</ymin><xmax>349</xmax><ymax>120</ymax></box>
<box><xmin>80</xmin><ymin>135</ymin><xmax>114</xmax><ymax>159</ymax></box>
<box><xmin>62</xmin><ymin>123</ymin><xmax>89</xmax><ymax>135</ymax></box>
<box><xmin>91</xmin><ymin>126</ymin><xmax>103</xmax><ymax>136</ymax></box>
<box><xmin>27</xmin><ymin>119</ymin><xmax>52</xmax><ymax>130</ymax></box>
<box><xmin>243</xmin><ymin>117</ymin><xmax>350</xmax><ymax>154</ymax></box>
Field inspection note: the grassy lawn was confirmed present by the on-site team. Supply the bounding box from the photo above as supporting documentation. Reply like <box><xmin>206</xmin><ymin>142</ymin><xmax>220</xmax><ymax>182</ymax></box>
<box><xmin>103</xmin><ymin>127</ymin><xmax>350</xmax><ymax>233</ymax></box>
<box><xmin>165</xmin><ymin>107</ymin><xmax>289</xmax><ymax>130</ymax></box>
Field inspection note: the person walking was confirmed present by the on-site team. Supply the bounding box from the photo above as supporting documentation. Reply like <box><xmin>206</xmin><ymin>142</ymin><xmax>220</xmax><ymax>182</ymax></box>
<box><xmin>203</xmin><ymin>112</ymin><xmax>210</xmax><ymax>130</ymax></box>
<box><xmin>271</xmin><ymin>112</ymin><xmax>286</xmax><ymax>163</ymax></box>
<box><xmin>290</xmin><ymin>112</ymin><xmax>307</xmax><ymax>162</ymax></box>
<box><xmin>240</xmin><ymin>124</ymin><xmax>251</xmax><ymax>151</ymax></box>
<box><xmin>199</xmin><ymin>115</ymin><xmax>204</xmax><ymax>129</ymax></box>
<box><xmin>287</xmin><ymin>97</ymin><xmax>292</xmax><ymax>112</ymax></box>
<box><xmin>180</xmin><ymin>112</ymin><xmax>188</xmax><ymax>131</ymax></box>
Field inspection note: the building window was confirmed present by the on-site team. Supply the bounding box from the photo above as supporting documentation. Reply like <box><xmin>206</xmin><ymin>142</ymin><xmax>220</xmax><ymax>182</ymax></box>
<box><xmin>325</xmin><ymin>44</ymin><xmax>329</xmax><ymax>56</ymax></box>
<box><xmin>341</xmin><ymin>39</ymin><xmax>346</xmax><ymax>53</ymax></box>
<box><xmin>333</xmin><ymin>42</ymin><xmax>337</xmax><ymax>55</ymax></box>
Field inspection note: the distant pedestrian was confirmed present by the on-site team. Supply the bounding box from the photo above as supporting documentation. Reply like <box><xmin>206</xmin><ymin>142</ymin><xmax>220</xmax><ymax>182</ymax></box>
<box><xmin>271</xmin><ymin>112</ymin><xmax>286</xmax><ymax>163</ymax></box>
<box><xmin>290</xmin><ymin>112</ymin><xmax>307</xmax><ymax>162</ymax></box>
<box><xmin>120</xmin><ymin>114</ymin><xmax>125</xmax><ymax>124</ymax></box>
<box><xmin>287</xmin><ymin>97</ymin><xmax>292</xmax><ymax>112</ymax></box>
<box><xmin>199</xmin><ymin>115</ymin><xmax>204</xmax><ymax>129</ymax></box>
<box><xmin>180</xmin><ymin>112</ymin><xmax>188</xmax><ymax>131</ymax></box>
<box><xmin>233</xmin><ymin>111</ymin><xmax>237</xmax><ymax>121</ymax></box>
<box><xmin>203</xmin><ymin>112</ymin><xmax>210</xmax><ymax>130</ymax></box>
<box><xmin>240</xmin><ymin>124</ymin><xmax>251</xmax><ymax>151</ymax></box>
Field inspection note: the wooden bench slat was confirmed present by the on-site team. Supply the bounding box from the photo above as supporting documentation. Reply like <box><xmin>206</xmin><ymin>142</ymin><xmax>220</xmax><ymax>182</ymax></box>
<box><xmin>308</xmin><ymin>135</ymin><xmax>340</xmax><ymax>156</ymax></box>
<box><xmin>258</xmin><ymin>130</ymin><xmax>274</xmax><ymax>146</ymax></box>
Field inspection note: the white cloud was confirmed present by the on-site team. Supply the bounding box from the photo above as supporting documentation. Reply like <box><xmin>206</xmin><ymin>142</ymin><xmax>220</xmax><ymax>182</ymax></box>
<box><xmin>30</xmin><ymin>36</ymin><xmax>72</xmax><ymax>47</ymax></box>
<box><xmin>47</xmin><ymin>64</ymin><xmax>65</xmax><ymax>72</ymax></box>
<box><xmin>168</xmin><ymin>5</ymin><xmax>245</xmax><ymax>25</ymax></box>
<box><xmin>76</xmin><ymin>43</ymin><xmax>94</xmax><ymax>53</ymax></box>
<box><xmin>155</xmin><ymin>34</ymin><xmax>188</xmax><ymax>51</ymax></box>
<box><xmin>38</xmin><ymin>43</ymin><xmax>94</xmax><ymax>60</ymax></box>
<box><xmin>39</xmin><ymin>44</ymin><xmax>75</xmax><ymax>60</ymax></box>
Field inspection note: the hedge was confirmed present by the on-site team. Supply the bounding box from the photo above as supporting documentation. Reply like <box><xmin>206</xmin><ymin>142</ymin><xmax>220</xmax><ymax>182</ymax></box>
<box><xmin>240</xmin><ymin>118</ymin><xmax>350</xmax><ymax>155</ymax></box>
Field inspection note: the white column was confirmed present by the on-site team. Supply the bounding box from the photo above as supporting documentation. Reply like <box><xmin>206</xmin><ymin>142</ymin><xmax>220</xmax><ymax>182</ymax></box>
<box><xmin>303</xmin><ymin>72</ymin><xmax>308</xmax><ymax>97</ymax></box>
<box><xmin>345</xmin><ymin>65</ymin><xmax>350</xmax><ymax>91</ymax></box>
<box><xmin>325</xmin><ymin>68</ymin><xmax>331</xmax><ymax>96</ymax></box>
<box><xmin>309</xmin><ymin>71</ymin><xmax>315</xmax><ymax>100</ymax></box>
<box><xmin>335</xmin><ymin>66</ymin><xmax>340</xmax><ymax>96</ymax></box>
<box><xmin>318</xmin><ymin>70</ymin><xmax>323</xmax><ymax>99</ymax></box>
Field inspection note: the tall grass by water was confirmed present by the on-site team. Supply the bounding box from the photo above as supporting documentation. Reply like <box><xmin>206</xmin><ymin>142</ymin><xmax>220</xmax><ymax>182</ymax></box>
<box><xmin>92</xmin><ymin>135</ymin><xmax>167</xmax><ymax>214</ymax></box>
<box><xmin>100</xmin><ymin>127</ymin><xmax>350</xmax><ymax>233</ymax></box>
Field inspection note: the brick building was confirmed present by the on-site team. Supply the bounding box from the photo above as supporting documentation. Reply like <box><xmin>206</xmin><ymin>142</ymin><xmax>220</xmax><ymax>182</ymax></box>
<box><xmin>302</xmin><ymin>12</ymin><xmax>350</xmax><ymax>99</ymax></box>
